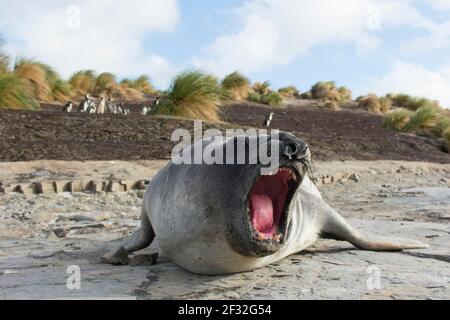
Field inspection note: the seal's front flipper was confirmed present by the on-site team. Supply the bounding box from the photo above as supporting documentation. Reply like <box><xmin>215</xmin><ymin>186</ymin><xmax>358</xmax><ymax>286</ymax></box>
<box><xmin>319</xmin><ymin>201</ymin><xmax>428</xmax><ymax>251</ymax></box>
<box><xmin>102</xmin><ymin>210</ymin><xmax>155</xmax><ymax>265</ymax></box>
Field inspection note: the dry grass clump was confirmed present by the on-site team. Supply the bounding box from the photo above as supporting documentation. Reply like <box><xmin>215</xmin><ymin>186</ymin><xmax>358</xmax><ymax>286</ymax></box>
<box><xmin>151</xmin><ymin>70</ymin><xmax>222</xmax><ymax>121</ymax></box>
<box><xmin>403</xmin><ymin>105</ymin><xmax>441</xmax><ymax>132</ymax></box>
<box><xmin>70</xmin><ymin>71</ymin><xmax>151</xmax><ymax>100</ymax></box>
<box><xmin>389</xmin><ymin>93</ymin><xmax>440</xmax><ymax>111</ymax></box>
<box><xmin>246</xmin><ymin>81</ymin><xmax>283</xmax><ymax>106</ymax></box>
<box><xmin>323</xmin><ymin>100</ymin><xmax>340</xmax><ymax>111</ymax></box>
<box><xmin>93</xmin><ymin>72</ymin><xmax>117</xmax><ymax>97</ymax></box>
<box><xmin>69</xmin><ymin>70</ymin><xmax>96</xmax><ymax>98</ymax></box>
<box><xmin>382</xmin><ymin>108</ymin><xmax>413</xmax><ymax>131</ymax></box>
<box><xmin>14</xmin><ymin>59</ymin><xmax>52</xmax><ymax>101</ymax></box>
<box><xmin>278</xmin><ymin>86</ymin><xmax>300</xmax><ymax>98</ymax></box>
<box><xmin>309</xmin><ymin>81</ymin><xmax>352</xmax><ymax>107</ymax></box>
<box><xmin>0</xmin><ymin>49</ymin><xmax>8</xmax><ymax>74</ymax></box>
<box><xmin>383</xmin><ymin>100</ymin><xmax>450</xmax><ymax>153</ymax></box>
<box><xmin>130</xmin><ymin>75</ymin><xmax>154</xmax><ymax>94</ymax></box>
<box><xmin>311</xmin><ymin>81</ymin><xmax>337</xmax><ymax>100</ymax></box>
<box><xmin>337</xmin><ymin>86</ymin><xmax>352</xmax><ymax>105</ymax></box>
<box><xmin>0</xmin><ymin>37</ymin><xmax>156</xmax><ymax>108</ymax></box>
<box><xmin>120</xmin><ymin>75</ymin><xmax>154</xmax><ymax>96</ymax></box>
<box><xmin>122</xmin><ymin>87</ymin><xmax>144</xmax><ymax>100</ymax></box>
<box><xmin>0</xmin><ymin>73</ymin><xmax>39</xmax><ymax>110</ymax></box>
<box><xmin>383</xmin><ymin>105</ymin><xmax>441</xmax><ymax>133</ymax></box>
<box><xmin>252</xmin><ymin>81</ymin><xmax>271</xmax><ymax>96</ymax></box>
<box><xmin>222</xmin><ymin>71</ymin><xmax>250</xmax><ymax>101</ymax></box>
<box><xmin>300</xmin><ymin>91</ymin><xmax>313</xmax><ymax>99</ymax></box>
<box><xmin>0</xmin><ymin>37</ymin><xmax>40</xmax><ymax>109</ymax></box>
<box><xmin>358</xmin><ymin>94</ymin><xmax>392</xmax><ymax>114</ymax></box>
<box><xmin>443</xmin><ymin>126</ymin><xmax>450</xmax><ymax>152</ymax></box>
<box><xmin>37</xmin><ymin>63</ymin><xmax>71</xmax><ymax>102</ymax></box>
<box><xmin>261</xmin><ymin>91</ymin><xmax>283</xmax><ymax>106</ymax></box>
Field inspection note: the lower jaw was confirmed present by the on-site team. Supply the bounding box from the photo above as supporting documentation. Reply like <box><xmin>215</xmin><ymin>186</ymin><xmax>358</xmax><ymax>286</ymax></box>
<box><xmin>253</xmin><ymin>229</ymin><xmax>282</xmax><ymax>242</ymax></box>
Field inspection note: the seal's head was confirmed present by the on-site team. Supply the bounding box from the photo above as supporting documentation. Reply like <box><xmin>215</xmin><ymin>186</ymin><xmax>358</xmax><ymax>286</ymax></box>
<box><xmin>228</xmin><ymin>132</ymin><xmax>310</xmax><ymax>257</ymax></box>
<box><xmin>183</xmin><ymin>131</ymin><xmax>311</xmax><ymax>258</ymax></box>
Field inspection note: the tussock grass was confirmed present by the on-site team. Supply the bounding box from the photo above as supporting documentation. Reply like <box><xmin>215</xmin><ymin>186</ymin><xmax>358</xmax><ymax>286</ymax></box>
<box><xmin>132</xmin><ymin>75</ymin><xmax>154</xmax><ymax>94</ymax></box>
<box><xmin>379</xmin><ymin>97</ymin><xmax>392</xmax><ymax>113</ymax></box>
<box><xmin>123</xmin><ymin>87</ymin><xmax>144</xmax><ymax>100</ymax></box>
<box><xmin>0</xmin><ymin>36</ymin><xmax>9</xmax><ymax>74</ymax></box>
<box><xmin>0</xmin><ymin>53</ymin><xmax>8</xmax><ymax>74</ymax></box>
<box><xmin>383</xmin><ymin>108</ymin><xmax>413</xmax><ymax>131</ymax></box>
<box><xmin>310</xmin><ymin>81</ymin><xmax>352</xmax><ymax>106</ymax></box>
<box><xmin>69</xmin><ymin>70</ymin><xmax>96</xmax><ymax>98</ymax></box>
<box><xmin>278</xmin><ymin>86</ymin><xmax>300</xmax><ymax>98</ymax></box>
<box><xmin>261</xmin><ymin>91</ymin><xmax>283</xmax><ymax>106</ymax></box>
<box><xmin>36</xmin><ymin>63</ymin><xmax>71</xmax><ymax>101</ymax></box>
<box><xmin>389</xmin><ymin>93</ymin><xmax>440</xmax><ymax>111</ymax></box>
<box><xmin>358</xmin><ymin>94</ymin><xmax>391</xmax><ymax>114</ymax></box>
<box><xmin>300</xmin><ymin>91</ymin><xmax>312</xmax><ymax>99</ymax></box>
<box><xmin>323</xmin><ymin>100</ymin><xmax>340</xmax><ymax>111</ymax></box>
<box><xmin>403</xmin><ymin>105</ymin><xmax>441</xmax><ymax>132</ymax></box>
<box><xmin>222</xmin><ymin>71</ymin><xmax>250</xmax><ymax>100</ymax></box>
<box><xmin>94</xmin><ymin>72</ymin><xmax>117</xmax><ymax>97</ymax></box>
<box><xmin>436</xmin><ymin>117</ymin><xmax>450</xmax><ymax>134</ymax></box>
<box><xmin>248</xmin><ymin>91</ymin><xmax>283</xmax><ymax>107</ymax></box>
<box><xmin>311</xmin><ymin>81</ymin><xmax>336</xmax><ymax>100</ymax></box>
<box><xmin>252</xmin><ymin>81</ymin><xmax>271</xmax><ymax>96</ymax></box>
<box><xmin>14</xmin><ymin>59</ymin><xmax>52</xmax><ymax>101</ymax></box>
<box><xmin>152</xmin><ymin>70</ymin><xmax>222</xmax><ymax>121</ymax></box>
<box><xmin>443</xmin><ymin>126</ymin><xmax>450</xmax><ymax>152</ymax></box>
<box><xmin>248</xmin><ymin>92</ymin><xmax>262</xmax><ymax>103</ymax></box>
<box><xmin>0</xmin><ymin>73</ymin><xmax>39</xmax><ymax>110</ymax></box>
<box><xmin>121</xmin><ymin>75</ymin><xmax>154</xmax><ymax>95</ymax></box>
<box><xmin>337</xmin><ymin>86</ymin><xmax>352</xmax><ymax>105</ymax></box>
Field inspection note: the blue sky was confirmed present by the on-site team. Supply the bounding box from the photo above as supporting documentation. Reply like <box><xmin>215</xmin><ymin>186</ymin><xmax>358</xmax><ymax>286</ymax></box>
<box><xmin>1</xmin><ymin>0</ymin><xmax>450</xmax><ymax>106</ymax></box>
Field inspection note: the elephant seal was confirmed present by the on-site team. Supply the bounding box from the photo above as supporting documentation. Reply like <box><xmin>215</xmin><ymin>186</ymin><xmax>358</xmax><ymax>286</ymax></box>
<box><xmin>103</xmin><ymin>132</ymin><xmax>427</xmax><ymax>275</ymax></box>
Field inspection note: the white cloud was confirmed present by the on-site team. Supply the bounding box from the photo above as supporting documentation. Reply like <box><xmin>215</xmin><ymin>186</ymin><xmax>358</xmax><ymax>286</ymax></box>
<box><xmin>401</xmin><ymin>20</ymin><xmax>450</xmax><ymax>53</ymax></box>
<box><xmin>426</xmin><ymin>0</ymin><xmax>450</xmax><ymax>10</ymax></box>
<box><xmin>360</xmin><ymin>61</ymin><xmax>450</xmax><ymax>107</ymax></box>
<box><xmin>0</xmin><ymin>0</ymin><xmax>180</xmax><ymax>88</ymax></box>
<box><xmin>142</xmin><ymin>54</ymin><xmax>178</xmax><ymax>88</ymax></box>
<box><xmin>193</xmin><ymin>0</ymin><xmax>446</xmax><ymax>77</ymax></box>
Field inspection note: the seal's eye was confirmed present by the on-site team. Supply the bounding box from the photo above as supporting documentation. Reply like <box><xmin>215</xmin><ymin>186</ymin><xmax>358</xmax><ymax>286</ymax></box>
<box><xmin>248</xmin><ymin>168</ymin><xmax>299</xmax><ymax>242</ymax></box>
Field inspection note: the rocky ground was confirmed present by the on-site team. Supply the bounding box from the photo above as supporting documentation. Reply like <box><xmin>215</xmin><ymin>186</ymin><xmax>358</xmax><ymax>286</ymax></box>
<box><xmin>0</xmin><ymin>160</ymin><xmax>449</xmax><ymax>300</ymax></box>
<box><xmin>1</xmin><ymin>100</ymin><xmax>449</xmax><ymax>163</ymax></box>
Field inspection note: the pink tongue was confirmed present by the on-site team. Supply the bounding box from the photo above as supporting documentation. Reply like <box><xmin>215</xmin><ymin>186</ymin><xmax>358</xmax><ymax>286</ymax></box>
<box><xmin>250</xmin><ymin>194</ymin><xmax>273</xmax><ymax>234</ymax></box>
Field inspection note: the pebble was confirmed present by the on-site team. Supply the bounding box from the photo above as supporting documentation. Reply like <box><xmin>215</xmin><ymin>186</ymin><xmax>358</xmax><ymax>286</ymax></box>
<box><xmin>349</xmin><ymin>173</ymin><xmax>361</xmax><ymax>183</ymax></box>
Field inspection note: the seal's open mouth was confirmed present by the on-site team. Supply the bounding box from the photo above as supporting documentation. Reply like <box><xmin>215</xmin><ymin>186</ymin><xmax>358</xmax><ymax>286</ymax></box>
<box><xmin>248</xmin><ymin>167</ymin><xmax>299</xmax><ymax>242</ymax></box>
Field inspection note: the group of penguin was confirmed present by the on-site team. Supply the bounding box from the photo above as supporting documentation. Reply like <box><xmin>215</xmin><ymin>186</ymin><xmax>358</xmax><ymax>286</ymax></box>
<box><xmin>62</xmin><ymin>95</ymin><xmax>274</xmax><ymax>126</ymax></box>
<box><xmin>62</xmin><ymin>94</ymin><xmax>159</xmax><ymax>116</ymax></box>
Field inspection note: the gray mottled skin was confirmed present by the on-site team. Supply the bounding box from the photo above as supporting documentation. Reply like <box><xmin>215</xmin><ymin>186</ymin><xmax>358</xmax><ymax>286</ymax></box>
<box><xmin>103</xmin><ymin>132</ymin><xmax>428</xmax><ymax>275</ymax></box>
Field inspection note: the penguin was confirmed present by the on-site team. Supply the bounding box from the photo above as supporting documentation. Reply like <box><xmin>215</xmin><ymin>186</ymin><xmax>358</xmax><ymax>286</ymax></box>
<box><xmin>62</xmin><ymin>101</ymin><xmax>73</xmax><ymax>113</ymax></box>
<box><xmin>97</xmin><ymin>97</ymin><xmax>106</xmax><ymax>114</ymax></box>
<box><xmin>141</xmin><ymin>106</ymin><xmax>148</xmax><ymax>115</ymax></box>
<box><xmin>117</xmin><ymin>103</ymin><xmax>123</xmax><ymax>114</ymax></box>
<box><xmin>78</xmin><ymin>94</ymin><xmax>91</xmax><ymax>113</ymax></box>
<box><xmin>87</xmin><ymin>100</ymin><xmax>97</xmax><ymax>114</ymax></box>
<box><xmin>263</xmin><ymin>112</ymin><xmax>274</xmax><ymax>128</ymax></box>
<box><xmin>106</xmin><ymin>98</ymin><xmax>116</xmax><ymax>114</ymax></box>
